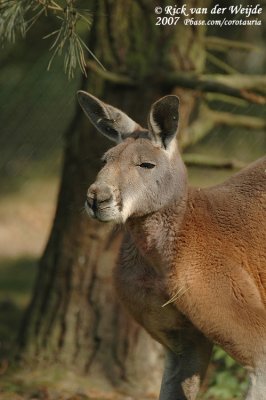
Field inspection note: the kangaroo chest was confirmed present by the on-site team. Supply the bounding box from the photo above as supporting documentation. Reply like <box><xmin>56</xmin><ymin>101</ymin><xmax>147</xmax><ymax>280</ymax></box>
<box><xmin>113</xmin><ymin>239</ymin><xmax>186</xmax><ymax>348</ymax></box>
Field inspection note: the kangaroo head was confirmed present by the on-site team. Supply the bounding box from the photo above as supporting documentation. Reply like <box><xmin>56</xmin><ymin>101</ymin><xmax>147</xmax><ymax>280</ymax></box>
<box><xmin>77</xmin><ymin>91</ymin><xmax>187</xmax><ymax>223</ymax></box>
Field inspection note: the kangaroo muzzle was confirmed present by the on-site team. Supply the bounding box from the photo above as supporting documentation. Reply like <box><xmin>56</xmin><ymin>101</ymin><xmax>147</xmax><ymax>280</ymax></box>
<box><xmin>86</xmin><ymin>183</ymin><xmax>120</xmax><ymax>222</ymax></box>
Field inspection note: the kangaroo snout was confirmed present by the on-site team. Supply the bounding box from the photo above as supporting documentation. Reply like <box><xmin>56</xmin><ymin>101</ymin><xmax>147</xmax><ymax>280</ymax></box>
<box><xmin>87</xmin><ymin>183</ymin><xmax>113</xmax><ymax>208</ymax></box>
<box><xmin>86</xmin><ymin>183</ymin><xmax>116</xmax><ymax>221</ymax></box>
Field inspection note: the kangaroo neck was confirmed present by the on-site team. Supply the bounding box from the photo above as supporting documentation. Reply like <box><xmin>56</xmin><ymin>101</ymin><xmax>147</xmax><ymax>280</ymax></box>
<box><xmin>125</xmin><ymin>192</ymin><xmax>188</xmax><ymax>273</ymax></box>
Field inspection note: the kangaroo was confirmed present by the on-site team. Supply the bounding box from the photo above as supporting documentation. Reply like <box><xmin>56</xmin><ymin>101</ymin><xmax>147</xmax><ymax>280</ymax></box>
<box><xmin>77</xmin><ymin>91</ymin><xmax>266</xmax><ymax>400</ymax></box>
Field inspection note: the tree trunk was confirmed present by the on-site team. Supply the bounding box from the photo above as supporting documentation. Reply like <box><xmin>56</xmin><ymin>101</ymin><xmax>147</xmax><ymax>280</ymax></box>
<box><xmin>19</xmin><ymin>0</ymin><xmax>208</xmax><ymax>396</ymax></box>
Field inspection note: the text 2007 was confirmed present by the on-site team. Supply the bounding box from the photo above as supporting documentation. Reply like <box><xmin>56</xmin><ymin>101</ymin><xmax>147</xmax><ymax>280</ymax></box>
<box><xmin>156</xmin><ymin>16</ymin><xmax>180</xmax><ymax>25</ymax></box>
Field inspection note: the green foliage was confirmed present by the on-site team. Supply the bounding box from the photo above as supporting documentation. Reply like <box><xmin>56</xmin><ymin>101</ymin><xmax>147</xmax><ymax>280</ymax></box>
<box><xmin>204</xmin><ymin>347</ymin><xmax>249</xmax><ymax>399</ymax></box>
<box><xmin>0</xmin><ymin>0</ymin><xmax>103</xmax><ymax>78</ymax></box>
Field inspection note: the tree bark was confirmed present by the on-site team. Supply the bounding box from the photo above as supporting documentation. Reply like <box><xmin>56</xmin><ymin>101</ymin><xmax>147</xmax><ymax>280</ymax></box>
<box><xmin>19</xmin><ymin>0</ymin><xmax>209</xmax><ymax>395</ymax></box>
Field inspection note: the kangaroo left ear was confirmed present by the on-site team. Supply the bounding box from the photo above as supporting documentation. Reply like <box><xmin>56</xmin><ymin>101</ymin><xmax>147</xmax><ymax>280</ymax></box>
<box><xmin>148</xmin><ymin>95</ymin><xmax>179</xmax><ymax>149</ymax></box>
<box><xmin>77</xmin><ymin>91</ymin><xmax>139</xmax><ymax>143</ymax></box>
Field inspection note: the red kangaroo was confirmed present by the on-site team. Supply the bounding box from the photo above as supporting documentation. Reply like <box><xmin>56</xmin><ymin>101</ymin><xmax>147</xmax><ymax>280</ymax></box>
<box><xmin>78</xmin><ymin>91</ymin><xmax>266</xmax><ymax>400</ymax></box>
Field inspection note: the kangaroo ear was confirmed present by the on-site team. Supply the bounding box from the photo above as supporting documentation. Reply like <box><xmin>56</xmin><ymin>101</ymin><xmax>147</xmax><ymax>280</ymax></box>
<box><xmin>77</xmin><ymin>91</ymin><xmax>139</xmax><ymax>143</ymax></box>
<box><xmin>148</xmin><ymin>95</ymin><xmax>179</xmax><ymax>149</ymax></box>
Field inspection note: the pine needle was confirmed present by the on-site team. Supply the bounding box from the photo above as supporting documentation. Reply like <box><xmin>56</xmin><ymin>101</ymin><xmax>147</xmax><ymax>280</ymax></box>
<box><xmin>0</xmin><ymin>0</ymin><xmax>104</xmax><ymax>78</ymax></box>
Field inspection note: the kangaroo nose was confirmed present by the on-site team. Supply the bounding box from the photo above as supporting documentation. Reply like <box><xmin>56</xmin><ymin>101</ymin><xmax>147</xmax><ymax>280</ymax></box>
<box><xmin>86</xmin><ymin>183</ymin><xmax>113</xmax><ymax>213</ymax></box>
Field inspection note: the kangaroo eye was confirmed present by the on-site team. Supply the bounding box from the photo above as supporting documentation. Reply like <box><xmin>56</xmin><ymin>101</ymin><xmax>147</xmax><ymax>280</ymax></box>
<box><xmin>139</xmin><ymin>163</ymin><xmax>156</xmax><ymax>169</ymax></box>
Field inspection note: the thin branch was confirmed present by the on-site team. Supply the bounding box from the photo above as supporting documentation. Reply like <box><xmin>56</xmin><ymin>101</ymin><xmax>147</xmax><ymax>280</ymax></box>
<box><xmin>164</xmin><ymin>72</ymin><xmax>266</xmax><ymax>104</ymax></box>
<box><xmin>203</xmin><ymin>74</ymin><xmax>266</xmax><ymax>93</ymax></box>
<box><xmin>183</xmin><ymin>153</ymin><xmax>246</xmax><ymax>169</ymax></box>
<box><xmin>204</xmin><ymin>36</ymin><xmax>261</xmax><ymax>52</ymax></box>
<box><xmin>204</xmin><ymin>93</ymin><xmax>248</xmax><ymax>107</ymax></box>
<box><xmin>206</xmin><ymin>52</ymin><xmax>238</xmax><ymax>75</ymax></box>
<box><xmin>209</xmin><ymin>109</ymin><xmax>266</xmax><ymax>130</ymax></box>
<box><xmin>180</xmin><ymin>104</ymin><xmax>266</xmax><ymax>150</ymax></box>
<box><xmin>86</xmin><ymin>60</ymin><xmax>136</xmax><ymax>86</ymax></box>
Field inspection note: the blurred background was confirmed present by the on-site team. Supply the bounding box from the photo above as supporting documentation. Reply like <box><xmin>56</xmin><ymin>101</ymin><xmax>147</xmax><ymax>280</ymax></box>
<box><xmin>0</xmin><ymin>0</ymin><xmax>265</xmax><ymax>399</ymax></box>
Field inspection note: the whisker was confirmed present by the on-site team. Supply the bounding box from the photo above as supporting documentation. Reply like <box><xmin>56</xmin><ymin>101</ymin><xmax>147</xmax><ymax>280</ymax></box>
<box><xmin>161</xmin><ymin>286</ymin><xmax>190</xmax><ymax>308</ymax></box>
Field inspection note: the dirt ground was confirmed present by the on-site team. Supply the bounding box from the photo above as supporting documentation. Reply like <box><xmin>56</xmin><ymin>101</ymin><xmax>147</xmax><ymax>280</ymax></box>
<box><xmin>0</xmin><ymin>366</ymin><xmax>159</xmax><ymax>400</ymax></box>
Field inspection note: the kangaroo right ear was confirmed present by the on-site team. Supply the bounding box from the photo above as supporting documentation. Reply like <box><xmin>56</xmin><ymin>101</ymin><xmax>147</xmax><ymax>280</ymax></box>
<box><xmin>148</xmin><ymin>95</ymin><xmax>180</xmax><ymax>149</ymax></box>
<box><xmin>77</xmin><ymin>91</ymin><xmax>139</xmax><ymax>143</ymax></box>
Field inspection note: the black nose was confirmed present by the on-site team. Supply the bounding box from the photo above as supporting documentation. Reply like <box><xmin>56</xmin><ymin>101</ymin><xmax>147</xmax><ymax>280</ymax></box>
<box><xmin>86</xmin><ymin>195</ymin><xmax>98</xmax><ymax>213</ymax></box>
